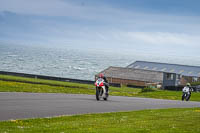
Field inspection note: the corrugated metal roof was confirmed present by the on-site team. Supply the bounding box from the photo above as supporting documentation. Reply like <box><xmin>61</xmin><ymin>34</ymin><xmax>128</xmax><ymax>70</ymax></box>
<box><xmin>127</xmin><ymin>61</ymin><xmax>200</xmax><ymax>77</ymax></box>
<box><xmin>99</xmin><ymin>66</ymin><xmax>163</xmax><ymax>83</ymax></box>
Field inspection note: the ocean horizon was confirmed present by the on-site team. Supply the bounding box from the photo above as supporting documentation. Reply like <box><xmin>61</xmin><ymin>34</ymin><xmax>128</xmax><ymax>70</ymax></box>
<box><xmin>1</xmin><ymin>43</ymin><xmax>200</xmax><ymax>80</ymax></box>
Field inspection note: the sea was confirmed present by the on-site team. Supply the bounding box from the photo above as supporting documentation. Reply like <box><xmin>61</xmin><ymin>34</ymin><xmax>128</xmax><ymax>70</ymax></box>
<box><xmin>1</xmin><ymin>43</ymin><xmax>200</xmax><ymax>80</ymax></box>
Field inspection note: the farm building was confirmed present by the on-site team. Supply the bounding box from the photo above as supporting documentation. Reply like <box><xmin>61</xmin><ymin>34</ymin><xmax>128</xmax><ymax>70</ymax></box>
<box><xmin>96</xmin><ymin>61</ymin><xmax>200</xmax><ymax>89</ymax></box>
<box><xmin>127</xmin><ymin>61</ymin><xmax>200</xmax><ymax>87</ymax></box>
<box><xmin>95</xmin><ymin>66</ymin><xmax>163</xmax><ymax>88</ymax></box>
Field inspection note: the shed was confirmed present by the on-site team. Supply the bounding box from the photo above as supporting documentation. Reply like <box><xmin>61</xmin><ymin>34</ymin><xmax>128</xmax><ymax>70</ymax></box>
<box><xmin>96</xmin><ymin>66</ymin><xmax>163</xmax><ymax>87</ymax></box>
<box><xmin>127</xmin><ymin>61</ymin><xmax>200</xmax><ymax>87</ymax></box>
<box><xmin>127</xmin><ymin>61</ymin><xmax>200</xmax><ymax>78</ymax></box>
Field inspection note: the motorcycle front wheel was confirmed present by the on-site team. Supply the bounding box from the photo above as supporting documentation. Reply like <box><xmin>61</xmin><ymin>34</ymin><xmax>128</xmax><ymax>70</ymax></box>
<box><xmin>96</xmin><ymin>87</ymin><xmax>100</xmax><ymax>101</ymax></box>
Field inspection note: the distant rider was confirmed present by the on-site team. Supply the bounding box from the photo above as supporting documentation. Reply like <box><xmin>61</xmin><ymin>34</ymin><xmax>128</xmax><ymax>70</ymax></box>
<box><xmin>99</xmin><ymin>73</ymin><xmax>109</xmax><ymax>95</ymax></box>
<box><xmin>182</xmin><ymin>83</ymin><xmax>193</xmax><ymax>101</ymax></box>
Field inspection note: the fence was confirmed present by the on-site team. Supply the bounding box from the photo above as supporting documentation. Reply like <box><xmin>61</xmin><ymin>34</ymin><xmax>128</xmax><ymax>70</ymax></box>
<box><xmin>0</xmin><ymin>71</ymin><xmax>121</xmax><ymax>87</ymax></box>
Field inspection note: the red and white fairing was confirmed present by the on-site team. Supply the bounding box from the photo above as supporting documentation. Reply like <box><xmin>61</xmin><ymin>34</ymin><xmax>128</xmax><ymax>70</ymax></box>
<box><xmin>95</xmin><ymin>78</ymin><xmax>104</xmax><ymax>87</ymax></box>
<box><xmin>95</xmin><ymin>78</ymin><xmax>106</xmax><ymax>97</ymax></box>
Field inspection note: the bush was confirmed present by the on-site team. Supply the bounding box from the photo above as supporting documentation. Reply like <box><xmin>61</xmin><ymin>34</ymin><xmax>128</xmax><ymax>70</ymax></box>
<box><xmin>191</xmin><ymin>82</ymin><xmax>200</xmax><ymax>86</ymax></box>
<box><xmin>141</xmin><ymin>87</ymin><xmax>155</xmax><ymax>93</ymax></box>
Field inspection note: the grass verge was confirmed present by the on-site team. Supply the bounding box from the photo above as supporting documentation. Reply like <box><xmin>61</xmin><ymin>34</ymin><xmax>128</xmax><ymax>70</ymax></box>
<box><xmin>0</xmin><ymin>74</ymin><xmax>93</xmax><ymax>89</ymax></box>
<box><xmin>0</xmin><ymin>108</ymin><xmax>200</xmax><ymax>133</ymax></box>
<box><xmin>0</xmin><ymin>74</ymin><xmax>200</xmax><ymax>101</ymax></box>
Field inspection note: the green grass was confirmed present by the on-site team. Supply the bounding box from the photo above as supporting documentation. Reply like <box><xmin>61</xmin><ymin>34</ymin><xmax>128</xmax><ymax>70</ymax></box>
<box><xmin>192</xmin><ymin>81</ymin><xmax>200</xmax><ymax>86</ymax></box>
<box><xmin>0</xmin><ymin>80</ymin><xmax>95</xmax><ymax>94</ymax></box>
<box><xmin>0</xmin><ymin>74</ymin><xmax>94</xmax><ymax>89</ymax></box>
<box><xmin>0</xmin><ymin>74</ymin><xmax>200</xmax><ymax>101</ymax></box>
<box><xmin>0</xmin><ymin>74</ymin><xmax>141</xmax><ymax>96</ymax></box>
<box><xmin>0</xmin><ymin>108</ymin><xmax>200</xmax><ymax>133</ymax></box>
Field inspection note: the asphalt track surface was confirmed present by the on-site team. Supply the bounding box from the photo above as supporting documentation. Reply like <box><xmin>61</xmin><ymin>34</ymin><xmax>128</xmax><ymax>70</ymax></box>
<box><xmin>0</xmin><ymin>92</ymin><xmax>200</xmax><ymax>121</ymax></box>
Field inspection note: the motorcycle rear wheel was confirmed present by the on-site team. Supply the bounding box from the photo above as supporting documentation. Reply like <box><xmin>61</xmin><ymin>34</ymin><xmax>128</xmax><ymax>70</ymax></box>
<box><xmin>103</xmin><ymin>97</ymin><xmax>107</xmax><ymax>101</ymax></box>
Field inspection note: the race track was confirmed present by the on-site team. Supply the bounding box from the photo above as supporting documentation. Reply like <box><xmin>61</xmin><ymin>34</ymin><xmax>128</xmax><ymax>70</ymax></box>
<box><xmin>0</xmin><ymin>92</ymin><xmax>200</xmax><ymax>121</ymax></box>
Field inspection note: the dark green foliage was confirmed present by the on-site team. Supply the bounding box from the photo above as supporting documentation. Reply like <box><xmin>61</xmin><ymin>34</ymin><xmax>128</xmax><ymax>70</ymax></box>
<box><xmin>141</xmin><ymin>87</ymin><xmax>156</xmax><ymax>93</ymax></box>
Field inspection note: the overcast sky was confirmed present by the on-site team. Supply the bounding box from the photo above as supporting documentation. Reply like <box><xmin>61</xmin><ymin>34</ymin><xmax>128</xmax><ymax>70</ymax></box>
<box><xmin>0</xmin><ymin>0</ymin><xmax>200</xmax><ymax>57</ymax></box>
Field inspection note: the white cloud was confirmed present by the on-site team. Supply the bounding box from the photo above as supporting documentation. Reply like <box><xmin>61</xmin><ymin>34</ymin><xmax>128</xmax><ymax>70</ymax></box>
<box><xmin>122</xmin><ymin>32</ymin><xmax>200</xmax><ymax>46</ymax></box>
<box><xmin>43</xmin><ymin>27</ymin><xmax>200</xmax><ymax>49</ymax></box>
<box><xmin>1</xmin><ymin>0</ymin><xmax>200</xmax><ymax>28</ymax></box>
<box><xmin>1</xmin><ymin>0</ymin><xmax>200</xmax><ymax>57</ymax></box>
<box><xmin>74</xmin><ymin>31</ymin><xmax>199</xmax><ymax>46</ymax></box>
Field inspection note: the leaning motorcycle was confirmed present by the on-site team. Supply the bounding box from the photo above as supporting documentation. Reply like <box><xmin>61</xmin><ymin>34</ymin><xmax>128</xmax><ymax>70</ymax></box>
<box><xmin>182</xmin><ymin>92</ymin><xmax>191</xmax><ymax>101</ymax></box>
<box><xmin>95</xmin><ymin>78</ymin><xmax>108</xmax><ymax>101</ymax></box>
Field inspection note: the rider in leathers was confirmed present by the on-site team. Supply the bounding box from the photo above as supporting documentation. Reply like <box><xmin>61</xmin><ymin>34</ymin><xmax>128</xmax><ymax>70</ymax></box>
<box><xmin>99</xmin><ymin>73</ymin><xmax>109</xmax><ymax>95</ymax></box>
<box><xmin>182</xmin><ymin>83</ymin><xmax>192</xmax><ymax>101</ymax></box>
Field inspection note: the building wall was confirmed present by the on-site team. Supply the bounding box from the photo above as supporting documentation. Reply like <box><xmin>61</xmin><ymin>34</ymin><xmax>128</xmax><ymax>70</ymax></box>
<box><xmin>162</xmin><ymin>73</ymin><xmax>176</xmax><ymax>88</ymax></box>
<box><xmin>106</xmin><ymin>77</ymin><xmax>156</xmax><ymax>87</ymax></box>
<box><xmin>179</xmin><ymin>77</ymin><xmax>188</xmax><ymax>86</ymax></box>
<box><xmin>164</xmin><ymin>74</ymin><xmax>200</xmax><ymax>86</ymax></box>
<box><xmin>180</xmin><ymin>76</ymin><xmax>200</xmax><ymax>85</ymax></box>
<box><xmin>182</xmin><ymin>76</ymin><xmax>193</xmax><ymax>83</ymax></box>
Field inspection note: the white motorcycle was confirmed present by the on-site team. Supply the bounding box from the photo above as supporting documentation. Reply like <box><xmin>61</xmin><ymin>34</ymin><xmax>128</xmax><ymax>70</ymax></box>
<box><xmin>95</xmin><ymin>78</ymin><xmax>108</xmax><ymax>101</ymax></box>
<box><xmin>182</xmin><ymin>92</ymin><xmax>191</xmax><ymax>101</ymax></box>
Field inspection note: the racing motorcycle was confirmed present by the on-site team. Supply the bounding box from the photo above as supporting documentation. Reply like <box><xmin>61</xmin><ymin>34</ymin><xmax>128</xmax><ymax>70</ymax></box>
<box><xmin>95</xmin><ymin>78</ymin><xmax>108</xmax><ymax>101</ymax></box>
<box><xmin>182</xmin><ymin>92</ymin><xmax>191</xmax><ymax>101</ymax></box>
